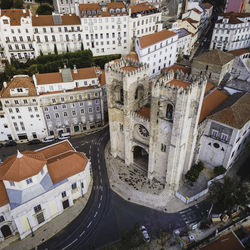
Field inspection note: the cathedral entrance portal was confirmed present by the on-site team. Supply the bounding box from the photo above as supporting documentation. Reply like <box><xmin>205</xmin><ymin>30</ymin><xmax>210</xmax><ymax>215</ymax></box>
<box><xmin>133</xmin><ymin>146</ymin><xmax>148</xmax><ymax>171</ymax></box>
<box><xmin>1</xmin><ymin>225</ymin><xmax>12</xmax><ymax>238</ymax></box>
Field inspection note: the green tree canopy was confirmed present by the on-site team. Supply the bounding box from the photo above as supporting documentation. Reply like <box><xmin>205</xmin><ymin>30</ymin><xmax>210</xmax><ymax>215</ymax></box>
<box><xmin>36</xmin><ymin>3</ymin><xmax>53</xmax><ymax>15</ymax></box>
<box><xmin>209</xmin><ymin>177</ymin><xmax>249</xmax><ymax>213</ymax></box>
<box><xmin>13</xmin><ymin>0</ymin><xmax>23</xmax><ymax>8</ymax></box>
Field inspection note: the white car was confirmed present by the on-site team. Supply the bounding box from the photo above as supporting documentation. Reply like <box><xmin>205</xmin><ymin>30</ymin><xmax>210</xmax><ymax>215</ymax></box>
<box><xmin>140</xmin><ymin>225</ymin><xmax>150</xmax><ymax>243</ymax></box>
<box><xmin>42</xmin><ymin>136</ymin><xmax>55</xmax><ymax>143</ymax></box>
<box><xmin>58</xmin><ymin>132</ymin><xmax>71</xmax><ymax>140</ymax></box>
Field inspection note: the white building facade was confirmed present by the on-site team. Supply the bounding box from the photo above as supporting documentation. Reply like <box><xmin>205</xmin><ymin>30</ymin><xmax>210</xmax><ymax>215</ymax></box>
<box><xmin>136</xmin><ymin>29</ymin><xmax>178</xmax><ymax>77</ymax></box>
<box><xmin>0</xmin><ymin>140</ymin><xmax>91</xmax><ymax>241</ymax></box>
<box><xmin>210</xmin><ymin>13</ymin><xmax>250</xmax><ymax>52</ymax></box>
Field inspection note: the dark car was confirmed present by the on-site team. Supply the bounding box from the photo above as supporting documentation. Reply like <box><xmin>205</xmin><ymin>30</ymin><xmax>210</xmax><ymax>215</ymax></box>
<box><xmin>5</xmin><ymin>140</ymin><xmax>17</xmax><ymax>147</ymax></box>
<box><xmin>27</xmin><ymin>139</ymin><xmax>41</xmax><ymax>145</ymax></box>
<box><xmin>0</xmin><ymin>143</ymin><xmax>3</xmax><ymax>148</ymax></box>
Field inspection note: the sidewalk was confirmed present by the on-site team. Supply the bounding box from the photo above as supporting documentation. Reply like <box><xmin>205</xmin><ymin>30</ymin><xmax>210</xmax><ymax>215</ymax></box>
<box><xmin>0</xmin><ymin>179</ymin><xmax>93</xmax><ymax>250</ymax></box>
<box><xmin>105</xmin><ymin>142</ymin><xmax>205</xmax><ymax>213</ymax></box>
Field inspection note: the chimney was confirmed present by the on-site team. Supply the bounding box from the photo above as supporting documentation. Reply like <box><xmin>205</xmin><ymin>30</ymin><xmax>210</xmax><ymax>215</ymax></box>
<box><xmin>73</xmin><ymin>65</ymin><xmax>78</xmax><ymax>74</ymax></box>
<box><xmin>59</xmin><ymin>67</ymin><xmax>62</xmax><ymax>73</ymax></box>
<box><xmin>3</xmin><ymin>82</ymin><xmax>7</xmax><ymax>88</ymax></box>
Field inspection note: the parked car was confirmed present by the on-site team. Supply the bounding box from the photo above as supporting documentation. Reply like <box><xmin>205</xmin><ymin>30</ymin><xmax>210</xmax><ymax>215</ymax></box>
<box><xmin>58</xmin><ymin>133</ymin><xmax>70</xmax><ymax>140</ymax></box>
<box><xmin>0</xmin><ymin>143</ymin><xmax>3</xmax><ymax>148</ymax></box>
<box><xmin>5</xmin><ymin>140</ymin><xmax>17</xmax><ymax>147</ymax></box>
<box><xmin>140</xmin><ymin>226</ymin><xmax>150</xmax><ymax>243</ymax></box>
<box><xmin>27</xmin><ymin>139</ymin><xmax>41</xmax><ymax>145</ymax></box>
<box><xmin>42</xmin><ymin>136</ymin><xmax>55</xmax><ymax>143</ymax></box>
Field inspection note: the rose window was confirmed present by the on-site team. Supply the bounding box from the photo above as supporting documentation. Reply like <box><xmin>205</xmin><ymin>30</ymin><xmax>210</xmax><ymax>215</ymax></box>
<box><xmin>138</xmin><ymin>125</ymin><xmax>149</xmax><ymax>138</ymax></box>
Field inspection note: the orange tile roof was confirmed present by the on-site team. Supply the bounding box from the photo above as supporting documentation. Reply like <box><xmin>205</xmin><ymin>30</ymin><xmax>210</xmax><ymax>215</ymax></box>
<box><xmin>168</xmin><ymin>79</ymin><xmax>190</xmax><ymax>89</ymax></box>
<box><xmin>130</xmin><ymin>2</ymin><xmax>156</xmax><ymax>14</ymax></box>
<box><xmin>162</xmin><ymin>64</ymin><xmax>191</xmax><ymax>75</ymax></box>
<box><xmin>0</xmin><ymin>9</ymin><xmax>30</xmax><ymax>26</ymax></box>
<box><xmin>99</xmin><ymin>70</ymin><xmax>106</xmax><ymax>86</ymax></box>
<box><xmin>193</xmin><ymin>8</ymin><xmax>202</xmax><ymax>14</ymax></box>
<box><xmin>0</xmin><ymin>181</ymin><xmax>9</xmax><ymax>207</ymax></box>
<box><xmin>32</xmin><ymin>14</ymin><xmax>81</xmax><ymax>26</ymax></box>
<box><xmin>0</xmin><ymin>76</ymin><xmax>37</xmax><ymax>98</ymax></box>
<box><xmin>209</xmin><ymin>93</ymin><xmax>250</xmax><ymax>129</ymax></box>
<box><xmin>0</xmin><ymin>151</ymin><xmax>46</xmax><ymax>182</ymax></box>
<box><xmin>71</xmin><ymin>67</ymin><xmax>97</xmax><ymax>80</ymax></box>
<box><xmin>204</xmin><ymin>2</ymin><xmax>213</xmax><ymax>9</ymax></box>
<box><xmin>126</xmin><ymin>53</ymin><xmax>139</xmax><ymax>61</ymax></box>
<box><xmin>200</xmin><ymin>232</ymin><xmax>244</xmax><ymax>250</ymax></box>
<box><xmin>121</xmin><ymin>66</ymin><xmax>138</xmax><ymax>71</ymax></box>
<box><xmin>199</xmin><ymin>89</ymin><xmax>229</xmax><ymax>123</ymax></box>
<box><xmin>107</xmin><ymin>2</ymin><xmax>126</xmax><ymax>10</ymax></box>
<box><xmin>36</xmin><ymin>72</ymin><xmax>63</xmax><ymax>85</ymax></box>
<box><xmin>38</xmin><ymin>140</ymin><xmax>74</xmax><ymax>160</ymax></box>
<box><xmin>139</xmin><ymin>29</ymin><xmax>177</xmax><ymax>49</ymax></box>
<box><xmin>184</xmin><ymin>17</ymin><xmax>199</xmax><ymax>24</ymax></box>
<box><xmin>136</xmin><ymin>106</ymin><xmax>151</xmax><ymax>120</ymax></box>
<box><xmin>205</xmin><ymin>81</ymin><xmax>215</xmax><ymax>95</ymax></box>
<box><xmin>47</xmin><ymin>152</ymin><xmax>88</xmax><ymax>184</ymax></box>
<box><xmin>228</xmin><ymin>48</ymin><xmax>250</xmax><ymax>57</ymax></box>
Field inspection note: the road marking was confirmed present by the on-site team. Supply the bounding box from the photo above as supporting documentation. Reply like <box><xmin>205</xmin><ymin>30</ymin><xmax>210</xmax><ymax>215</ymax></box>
<box><xmin>87</xmin><ymin>221</ymin><xmax>92</xmax><ymax>228</ymax></box>
<box><xmin>97</xmin><ymin>153</ymin><xmax>99</xmax><ymax>157</ymax></box>
<box><xmin>75</xmin><ymin>146</ymin><xmax>79</xmax><ymax>149</ymax></box>
<box><xmin>98</xmin><ymin>202</ymin><xmax>101</xmax><ymax>208</ymax></box>
<box><xmin>98</xmin><ymin>165</ymin><xmax>101</xmax><ymax>170</ymax></box>
<box><xmin>100</xmin><ymin>195</ymin><xmax>103</xmax><ymax>200</ymax></box>
<box><xmin>89</xmin><ymin>150</ymin><xmax>91</xmax><ymax>155</ymax></box>
<box><xmin>61</xmin><ymin>238</ymin><xmax>78</xmax><ymax>250</ymax></box>
<box><xmin>94</xmin><ymin>211</ymin><xmax>98</xmax><ymax>217</ymax></box>
<box><xmin>80</xmin><ymin>230</ymin><xmax>85</xmax><ymax>237</ymax></box>
<box><xmin>180</xmin><ymin>208</ymin><xmax>192</xmax><ymax>214</ymax></box>
<box><xmin>98</xmin><ymin>159</ymin><xmax>100</xmax><ymax>164</ymax></box>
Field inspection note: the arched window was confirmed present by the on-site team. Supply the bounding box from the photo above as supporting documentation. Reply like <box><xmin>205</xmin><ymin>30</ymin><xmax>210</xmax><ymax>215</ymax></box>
<box><xmin>166</xmin><ymin>104</ymin><xmax>173</xmax><ymax>120</ymax></box>
<box><xmin>114</xmin><ymin>85</ymin><xmax>124</xmax><ymax>105</ymax></box>
<box><xmin>135</xmin><ymin>85</ymin><xmax>144</xmax><ymax>100</ymax></box>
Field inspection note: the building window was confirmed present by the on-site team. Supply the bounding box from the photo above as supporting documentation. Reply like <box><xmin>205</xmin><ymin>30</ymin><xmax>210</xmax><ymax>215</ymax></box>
<box><xmin>71</xmin><ymin>183</ymin><xmax>77</xmax><ymax>189</ymax></box>
<box><xmin>211</xmin><ymin>129</ymin><xmax>218</xmax><ymax>138</ymax></box>
<box><xmin>55</xmin><ymin>113</ymin><xmax>60</xmax><ymax>118</ymax></box>
<box><xmin>46</xmin><ymin>114</ymin><xmax>50</xmax><ymax>120</ymax></box>
<box><xmin>166</xmin><ymin>104</ymin><xmax>173</xmax><ymax>120</ymax></box>
<box><xmin>63</xmin><ymin>112</ymin><xmax>68</xmax><ymax>117</ymax></box>
<box><xmin>28</xmin><ymin>107</ymin><xmax>32</xmax><ymax>112</ymax></box>
<box><xmin>72</xmin><ymin>111</ymin><xmax>76</xmax><ymax>116</ymax></box>
<box><xmin>14</xmin><ymin>100</ymin><xmax>19</xmax><ymax>104</ymax></box>
<box><xmin>26</xmin><ymin>178</ymin><xmax>33</xmax><ymax>184</ymax></box>
<box><xmin>80</xmin><ymin>109</ymin><xmax>85</xmax><ymax>114</ymax></box>
<box><xmin>52</xmin><ymin>98</ymin><xmax>56</xmax><ymax>103</ymax></box>
<box><xmin>161</xmin><ymin>144</ymin><xmax>166</xmax><ymax>152</ymax></box>
<box><xmin>62</xmin><ymin>191</ymin><xmax>66</xmax><ymax>198</ymax></box>
<box><xmin>88</xmin><ymin>107</ymin><xmax>93</xmax><ymax>113</ymax></box>
<box><xmin>221</xmin><ymin>133</ymin><xmax>228</xmax><ymax>142</ymax></box>
<box><xmin>9</xmin><ymin>181</ymin><xmax>15</xmax><ymax>186</ymax></box>
<box><xmin>120</xmin><ymin>123</ymin><xmax>123</xmax><ymax>132</ymax></box>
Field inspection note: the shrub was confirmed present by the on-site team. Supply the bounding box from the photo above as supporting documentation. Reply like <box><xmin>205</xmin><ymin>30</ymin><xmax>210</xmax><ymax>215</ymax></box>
<box><xmin>214</xmin><ymin>165</ymin><xmax>226</xmax><ymax>176</ymax></box>
<box><xmin>185</xmin><ymin>161</ymin><xmax>204</xmax><ymax>182</ymax></box>
<box><xmin>36</xmin><ymin>3</ymin><xmax>53</xmax><ymax>15</ymax></box>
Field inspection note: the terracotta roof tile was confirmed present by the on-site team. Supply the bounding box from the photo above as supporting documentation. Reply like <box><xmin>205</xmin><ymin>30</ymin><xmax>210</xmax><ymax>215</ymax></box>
<box><xmin>47</xmin><ymin>152</ymin><xmax>88</xmax><ymax>184</ymax></box>
<box><xmin>204</xmin><ymin>3</ymin><xmax>213</xmax><ymax>9</ymax></box>
<box><xmin>125</xmin><ymin>53</ymin><xmax>139</xmax><ymax>61</ymax></box>
<box><xmin>209</xmin><ymin>93</ymin><xmax>250</xmax><ymax>129</ymax></box>
<box><xmin>130</xmin><ymin>2</ymin><xmax>156</xmax><ymax>14</ymax></box>
<box><xmin>36</xmin><ymin>72</ymin><xmax>63</xmax><ymax>85</ymax></box>
<box><xmin>200</xmin><ymin>232</ymin><xmax>244</xmax><ymax>250</ymax></box>
<box><xmin>184</xmin><ymin>17</ymin><xmax>199</xmax><ymax>24</ymax></box>
<box><xmin>0</xmin><ymin>151</ymin><xmax>46</xmax><ymax>182</ymax></box>
<box><xmin>199</xmin><ymin>89</ymin><xmax>229</xmax><ymax>123</ymax></box>
<box><xmin>162</xmin><ymin>64</ymin><xmax>191</xmax><ymax>75</ymax></box>
<box><xmin>228</xmin><ymin>48</ymin><xmax>250</xmax><ymax>57</ymax></box>
<box><xmin>99</xmin><ymin>70</ymin><xmax>106</xmax><ymax>86</ymax></box>
<box><xmin>32</xmin><ymin>14</ymin><xmax>80</xmax><ymax>26</ymax></box>
<box><xmin>216</xmin><ymin>12</ymin><xmax>250</xmax><ymax>25</ymax></box>
<box><xmin>194</xmin><ymin>49</ymin><xmax>235</xmax><ymax>66</ymax></box>
<box><xmin>168</xmin><ymin>79</ymin><xmax>190</xmax><ymax>89</ymax></box>
<box><xmin>71</xmin><ymin>67</ymin><xmax>97</xmax><ymax>80</ymax></box>
<box><xmin>0</xmin><ymin>181</ymin><xmax>9</xmax><ymax>207</ymax></box>
<box><xmin>136</xmin><ymin>106</ymin><xmax>151</xmax><ymax>120</ymax></box>
<box><xmin>193</xmin><ymin>8</ymin><xmax>202</xmax><ymax>14</ymax></box>
<box><xmin>0</xmin><ymin>76</ymin><xmax>37</xmax><ymax>98</ymax></box>
<box><xmin>37</xmin><ymin>140</ymin><xmax>74</xmax><ymax>160</ymax></box>
<box><xmin>139</xmin><ymin>29</ymin><xmax>177</xmax><ymax>49</ymax></box>
<box><xmin>0</xmin><ymin>9</ymin><xmax>30</xmax><ymax>26</ymax></box>
<box><xmin>205</xmin><ymin>81</ymin><xmax>215</xmax><ymax>95</ymax></box>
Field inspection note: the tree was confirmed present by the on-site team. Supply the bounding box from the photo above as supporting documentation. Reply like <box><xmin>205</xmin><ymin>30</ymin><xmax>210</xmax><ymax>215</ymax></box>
<box><xmin>81</xmin><ymin>42</ymin><xmax>84</xmax><ymax>51</ymax></box>
<box><xmin>66</xmin><ymin>46</ymin><xmax>69</xmax><ymax>53</ymax></box>
<box><xmin>54</xmin><ymin>44</ymin><xmax>58</xmax><ymax>55</ymax></box>
<box><xmin>209</xmin><ymin>177</ymin><xmax>249</xmax><ymax>213</ymax></box>
<box><xmin>0</xmin><ymin>0</ymin><xmax>13</xmax><ymax>9</ymax></box>
<box><xmin>214</xmin><ymin>165</ymin><xmax>226</xmax><ymax>176</ymax></box>
<box><xmin>13</xmin><ymin>0</ymin><xmax>24</xmax><ymax>8</ymax></box>
<box><xmin>36</xmin><ymin>3</ymin><xmax>53</xmax><ymax>15</ymax></box>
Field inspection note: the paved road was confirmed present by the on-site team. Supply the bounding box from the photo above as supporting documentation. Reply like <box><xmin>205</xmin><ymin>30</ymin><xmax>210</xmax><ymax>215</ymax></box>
<box><xmin>0</xmin><ymin>128</ymin><xmax>211</xmax><ymax>249</ymax></box>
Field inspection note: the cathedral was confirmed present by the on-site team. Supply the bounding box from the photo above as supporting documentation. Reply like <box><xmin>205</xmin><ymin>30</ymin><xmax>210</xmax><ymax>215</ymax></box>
<box><xmin>105</xmin><ymin>57</ymin><xmax>207</xmax><ymax>193</ymax></box>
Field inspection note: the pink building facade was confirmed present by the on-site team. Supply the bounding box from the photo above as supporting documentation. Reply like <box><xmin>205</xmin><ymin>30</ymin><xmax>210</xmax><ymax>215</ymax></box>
<box><xmin>225</xmin><ymin>0</ymin><xmax>247</xmax><ymax>13</ymax></box>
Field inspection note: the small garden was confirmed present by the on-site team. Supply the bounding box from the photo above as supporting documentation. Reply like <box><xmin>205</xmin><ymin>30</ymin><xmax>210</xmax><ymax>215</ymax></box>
<box><xmin>185</xmin><ymin>161</ymin><xmax>204</xmax><ymax>183</ymax></box>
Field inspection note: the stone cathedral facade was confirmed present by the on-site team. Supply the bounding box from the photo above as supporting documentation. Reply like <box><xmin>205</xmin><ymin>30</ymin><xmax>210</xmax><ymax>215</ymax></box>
<box><xmin>105</xmin><ymin>57</ymin><xmax>207</xmax><ymax>193</ymax></box>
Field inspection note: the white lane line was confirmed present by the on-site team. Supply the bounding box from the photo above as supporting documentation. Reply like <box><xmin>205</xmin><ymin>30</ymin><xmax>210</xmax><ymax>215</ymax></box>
<box><xmin>100</xmin><ymin>178</ymin><xmax>102</xmax><ymax>184</ymax></box>
<box><xmin>75</xmin><ymin>146</ymin><xmax>79</xmax><ymax>149</ymax></box>
<box><xmin>94</xmin><ymin>211</ymin><xmax>98</xmax><ymax>217</ymax></box>
<box><xmin>87</xmin><ymin>221</ymin><xmax>92</xmax><ymax>228</ymax></box>
<box><xmin>98</xmin><ymin>165</ymin><xmax>101</xmax><ymax>170</ymax></box>
<box><xmin>97</xmin><ymin>153</ymin><xmax>99</xmax><ymax>157</ymax></box>
<box><xmin>100</xmin><ymin>195</ymin><xmax>103</xmax><ymax>200</ymax></box>
<box><xmin>80</xmin><ymin>230</ymin><xmax>85</xmax><ymax>237</ymax></box>
<box><xmin>89</xmin><ymin>150</ymin><xmax>91</xmax><ymax>155</ymax></box>
<box><xmin>61</xmin><ymin>238</ymin><xmax>78</xmax><ymax>250</ymax></box>
<box><xmin>98</xmin><ymin>202</ymin><xmax>101</xmax><ymax>208</ymax></box>
<box><xmin>98</xmin><ymin>159</ymin><xmax>100</xmax><ymax>164</ymax></box>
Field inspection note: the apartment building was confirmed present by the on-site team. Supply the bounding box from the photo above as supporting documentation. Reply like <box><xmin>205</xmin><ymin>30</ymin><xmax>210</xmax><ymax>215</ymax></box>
<box><xmin>34</xmin><ymin>66</ymin><xmax>105</xmax><ymax>137</ymax></box>
<box><xmin>0</xmin><ymin>66</ymin><xmax>106</xmax><ymax>142</ymax></box>
<box><xmin>136</xmin><ymin>29</ymin><xmax>178</xmax><ymax>77</ymax></box>
<box><xmin>32</xmin><ymin>13</ymin><xmax>82</xmax><ymax>55</ymax></box>
<box><xmin>0</xmin><ymin>140</ymin><xmax>91</xmax><ymax>241</ymax></box>
<box><xmin>176</xmin><ymin>28</ymin><xmax>191</xmax><ymax>57</ymax></box>
<box><xmin>210</xmin><ymin>12</ymin><xmax>250</xmax><ymax>51</ymax></box>
<box><xmin>0</xmin><ymin>9</ymin><xmax>38</xmax><ymax>62</ymax></box>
